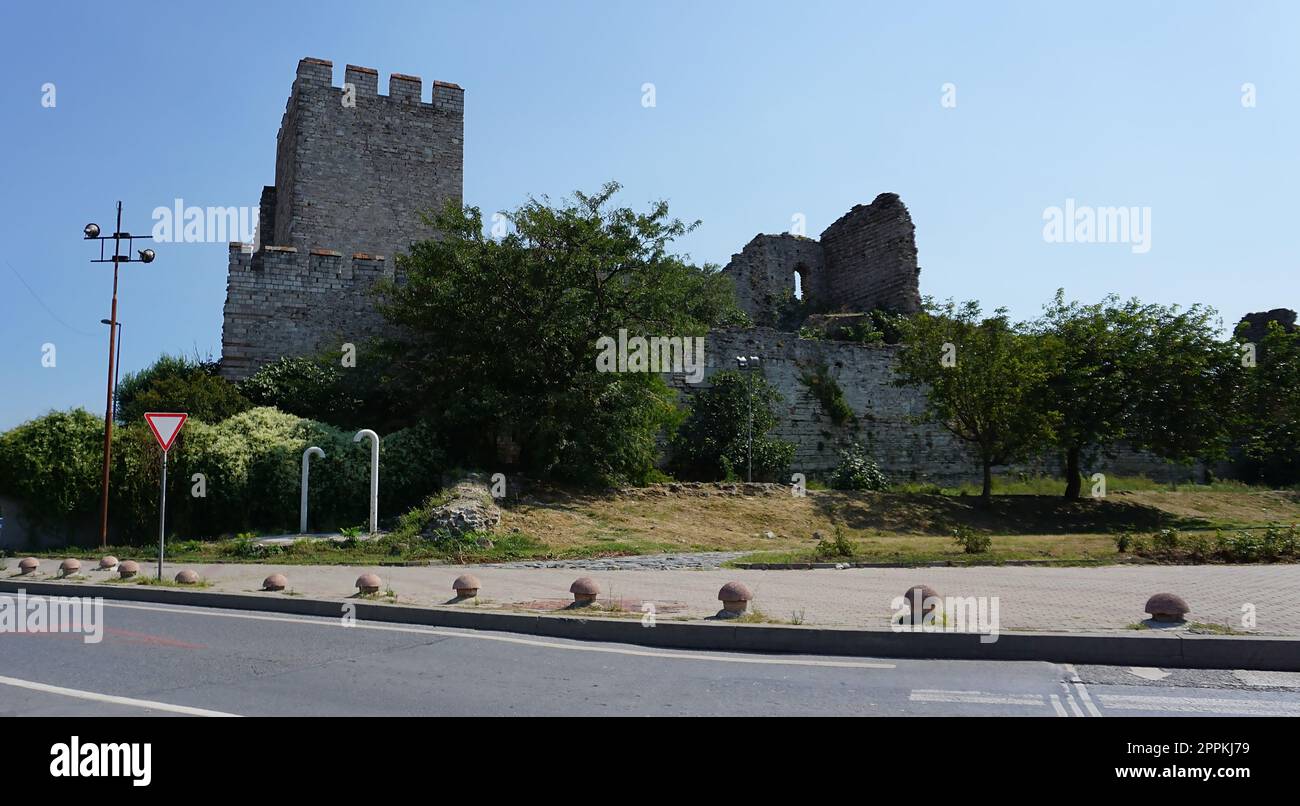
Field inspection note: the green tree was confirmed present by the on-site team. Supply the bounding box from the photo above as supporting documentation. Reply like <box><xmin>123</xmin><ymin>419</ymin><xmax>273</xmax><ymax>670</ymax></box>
<box><xmin>378</xmin><ymin>182</ymin><xmax>744</xmax><ymax>484</ymax></box>
<box><xmin>894</xmin><ymin>299</ymin><xmax>1055</xmax><ymax>507</ymax></box>
<box><xmin>1036</xmin><ymin>291</ymin><xmax>1238</xmax><ymax>498</ymax></box>
<box><xmin>670</xmin><ymin>370</ymin><xmax>795</xmax><ymax>482</ymax></box>
<box><xmin>117</xmin><ymin>354</ymin><xmax>250</xmax><ymax>425</ymax></box>
<box><xmin>1235</xmin><ymin>320</ymin><xmax>1300</xmax><ymax>485</ymax></box>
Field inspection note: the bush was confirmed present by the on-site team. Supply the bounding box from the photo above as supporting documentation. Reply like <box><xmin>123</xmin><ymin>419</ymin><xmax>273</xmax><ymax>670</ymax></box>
<box><xmin>813</xmin><ymin>525</ymin><xmax>855</xmax><ymax>559</ymax></box>
<box><xmin>951</xmin><ymin>522</ymin><xmax>987</xmax><ymax>553</ymax></box>
<box><xmin>117</xmin><ymin>354</ymin><xmax>251</xmax><ymax>425</ymax></box>
<box><xmin>670</xmin><ymin>370</ymin><xmax>795</xmax><ymax>482</ymax></box>
<box><xmin>1151</xmin><ymin>528</ymin><xmax>1180</xmax><ymax>555</ymax></box>
<box><xmin>238</xmin><ymin>357</ymin><xmax>353</xmax><ymax>426</ymax></box>
<box><xmin>0</xmin><ymin>406</ymin><xmax>444</xmax><ymax>545</ymax></box>
<box><xmin>1114</xmin><ymin>532</ymin><xmax>1132</xmax><ymax>553</ymax></box>
<box><xmin>829</xmin><ymin>443</ymin><xmax>889</xmax><ymax>491</ymax></box>
<box><xmin>952</xmin><ymin>525</ymin><xmax>992</xmax><ymax>554</ymax></box>
<box><xmin>0</xmin><ymin>409</ymin><xmax>104</xmax><ymax>526</ymax></box>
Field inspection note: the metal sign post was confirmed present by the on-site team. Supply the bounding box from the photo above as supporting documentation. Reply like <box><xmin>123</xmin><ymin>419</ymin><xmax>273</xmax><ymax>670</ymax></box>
<box><xmin>158</xmin><ymin>450</ymin><xmax>168</xmax><ymax>580</ymax></box>
<box><xmin>143</xmin><ymin>412</ymin><xmax>188</xmax><ymax>581</ymax></box>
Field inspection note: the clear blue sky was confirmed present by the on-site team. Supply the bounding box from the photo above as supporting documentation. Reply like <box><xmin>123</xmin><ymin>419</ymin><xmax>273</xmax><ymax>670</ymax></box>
<box><xmin>2</xmin><ymin>0</ymin><xmax>1296</xmax><ymax>430</ymax></box>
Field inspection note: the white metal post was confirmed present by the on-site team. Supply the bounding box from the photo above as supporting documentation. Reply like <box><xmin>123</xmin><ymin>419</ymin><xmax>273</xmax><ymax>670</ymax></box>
<box><xmin>353</xmin><ymin>430</ymin><xmax>379</xmax><ymax>534</ymax></box>
<box><xmin>300</xmin><ymin>446</ymin><xmax>325</xmax><ymax>534</ymax></box>
<box><xmin>157</xmin><ymin>450</ymin><xmax>167</xmax><ymax>580</ymax></box>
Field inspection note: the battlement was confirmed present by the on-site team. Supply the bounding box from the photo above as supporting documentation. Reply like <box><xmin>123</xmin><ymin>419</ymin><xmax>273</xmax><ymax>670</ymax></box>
<box><xmin>221</xmin><ymin>57</ymin><xmax>464</xmax><ymax>379</ymax></box>
<box><xmin>290</xmin><ymin>57</ymin><xmax>464</xmax><ymax>112</ymax></box>
<box><xmin>268</xmin><ymin>56</ymin><xmax>464</xmax><ymax>265</ymax></box>
<box><xmin>221</xmin><ymin>243</ymin><xmax>400</xmax><ymax>379</ymax></box>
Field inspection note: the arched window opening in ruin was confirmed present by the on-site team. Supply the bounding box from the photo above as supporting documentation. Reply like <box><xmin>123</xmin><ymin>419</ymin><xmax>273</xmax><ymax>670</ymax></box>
<box><xmin>794</xmin><ymin>265</ymin><xmax>808</xmax><ymax>301</ymax></box>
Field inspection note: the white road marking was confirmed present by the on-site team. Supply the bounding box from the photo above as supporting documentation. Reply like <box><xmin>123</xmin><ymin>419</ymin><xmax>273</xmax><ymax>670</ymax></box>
<box><xmin>909</xmin><ymin>689</ymin><xmax>1046</xmax><ymax>706</ymax></box>
<box><xmin>1062</xmin><ymin>687</ymin><xmax>1085</xmax><ymax>716</ymax></box>
<box><xmin>1099</xmin><ymin>694</ymin><xmax>1300</xmax><ymax>716</ymax></box>
<box><xmin>1049</xmin><ymin>694</ymin><xmax>1069</xmax><ymax>717</ymax></box>
<box><xmin>0</xmin><ymin>673</ymin><xmax>239</xmax><ymax>717</ymax></box>
<box><xmin>1064</xmin><ymin>663</ymin><xmax>1103</xmax><ymax>717</ymax></box>
<box><xmin>13</xmin><ymin>596</ymin><xmax>895</xmax><ymax>671</ymax></box>
<box><xmin>1127</xmin><ymin>666</ymin><xmax>1172</xmax><ymax>682</ymax></box>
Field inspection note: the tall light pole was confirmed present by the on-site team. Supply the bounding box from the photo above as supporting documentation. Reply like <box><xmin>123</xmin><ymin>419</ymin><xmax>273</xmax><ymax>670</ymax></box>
<box><xmin>735</xmin><ymin>354</ymin><xmax>761</xmax><ymax>482</ymax></box>
<box><xmin>100</xmin><ymin>319</ymin><xmax>122</xmax><ymax>419</ymax></box>
<box><xmin>84</xmin><ymin>203</ymin><xmax>155</xmax><ymax>548</ymax></box>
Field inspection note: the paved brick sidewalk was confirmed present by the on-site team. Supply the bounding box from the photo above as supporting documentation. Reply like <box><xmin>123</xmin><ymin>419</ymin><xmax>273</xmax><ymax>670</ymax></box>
<box><xmin>44</xmin><ymin>561</ymin><xmax>1300</xmax><ymax>636</ymax></box>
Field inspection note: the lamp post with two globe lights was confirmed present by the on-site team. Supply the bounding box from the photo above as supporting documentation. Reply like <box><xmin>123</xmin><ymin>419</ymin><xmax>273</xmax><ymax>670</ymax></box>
<box><xmin>734</xmin><ymin>354</ymin><xmax>762</xmax><ymax>483</ymax></box>
<box><xmin>84</xmin><ymin>203</ymin><xmax>155</xmax><ymax>549</ymax></box>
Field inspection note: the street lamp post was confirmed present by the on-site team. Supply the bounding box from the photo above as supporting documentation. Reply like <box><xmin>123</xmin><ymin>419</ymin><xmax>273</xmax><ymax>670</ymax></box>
<box><xmin>84</xmin><ymin>203</ymin><xmax>155</xmax><ymax>548</ymax></box>
<box><xmin>735</xmin><ymin>355</ymin><xmax>761</xmax><ymax>482</ymax></box>
<box><xmin>100</xmin><ymin>319</ymin><xmax>122</xmax><ymax>419</ymax></box>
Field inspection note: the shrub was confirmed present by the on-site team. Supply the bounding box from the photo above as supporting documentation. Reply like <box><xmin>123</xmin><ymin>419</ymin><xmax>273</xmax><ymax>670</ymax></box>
<box><xmin>117</xmin><ymin>354</ymin><xmax>251</xmax><ymax>425</ymax></box>
<box><xmin>813</xmin><ymin>525</ymin><xmax>855</xmax><ymax>560</ymax></box>
<box><xmin>798</xmin><ymin>363</ymin><xmax>855</xmax><ymax>426</ymax></box>
<box><xmin>1151</xmin><ymin>528</ymin><xmax>1180</xmax><ymax>555</ymax></box>
<box><xmin>829</xmin><ymin>443</ymin><xmax>890</xmax><ymax>491</ymax></box>
<box><xmin>238</xmin><ymin>357</ymin><xmax>353</xmax><ymax>426</ymax></box>
<box><xmin>0</xmin><ymin>409</ymin><xmax>104</xmax><ymax>526</ymax></box>
<box><xmin>1114</xmin><ymin>532</ymin><xmax>1132</xmax><ymax>553</ymax></box>
<box><xmin>952</xmin><ymin>525</ymin><xmax>992</xmax><ymax>554</ymax></box>
<box><xmin>0</xmin><ymin>406</ymin><xmax>444</xmax><ymax>545</ymax></box>
<box><xmin>670</xmin><ymin>370</ymin><xmax>795</xmax><ymax>482</ymax></box>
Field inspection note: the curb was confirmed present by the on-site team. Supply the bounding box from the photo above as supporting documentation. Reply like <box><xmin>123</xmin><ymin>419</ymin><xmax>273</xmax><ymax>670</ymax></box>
<box><xmin>2</xmin><ymin>578</ymin><xmax>1297</xmax><ymax>671</ymax></box>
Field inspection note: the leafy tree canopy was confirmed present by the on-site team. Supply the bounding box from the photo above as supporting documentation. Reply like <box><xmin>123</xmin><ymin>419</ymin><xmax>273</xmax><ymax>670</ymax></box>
<box><xmin>378</xmin><ymin>182</ymin><xmax>745</xmax><ymax>484</ymax></box>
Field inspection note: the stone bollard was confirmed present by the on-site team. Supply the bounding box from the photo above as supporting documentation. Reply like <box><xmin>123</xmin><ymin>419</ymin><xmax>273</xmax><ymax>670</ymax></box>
<box><xmin>118</xmin><ymin>560</ymin><xmax>140</xmax><ymax>579</ymax></box>
<box><xmin>18</xmin><ymin>557</ymin><xmax>39</xmax><ymax>575</ymax></box>
<box><xmin>99</xmin><ymin>555</ymin><xmax>119</xmax><ymax>570</ymax></box>
<box><xmin>900</xmin><ymin>584</ymin><xmax>941</xmax><ymax>624</ymax></box>
<box><xmin>1145</xmin><ymin>592</ymin><xmax>1189</xmax><ymax>623</ymax></box>
<box><xmin>356</xmin><ymin>573</ymin><xmax>382</xmax><ymax>595</ymax></box>
<box><xmin>263</xmin><ymin>573</ymin><xmax>288</xmax><ymax>592</ymax></box>
<box><xmin>59</xmin><ymin>558</ymin><xmax>81</xmax><ymax>578</ymax></box>
<box><xmin>175</xmin><ymin>570</ymin><xmax>200</xmax><ymax>585</ymax></box>
<box><xmin>569</xmin><ymin>577</ymin><xmax>600</xmax><ymax>606</ymax></box>
<box><xmin>716</xmin><ymin>581</ymin><xmax>753</xmax><ymax>618</ymax></box>
<box><xmin>452</xmin><ymin>574</ymin><xmax>481</xmax><ymax>599</ymax></box>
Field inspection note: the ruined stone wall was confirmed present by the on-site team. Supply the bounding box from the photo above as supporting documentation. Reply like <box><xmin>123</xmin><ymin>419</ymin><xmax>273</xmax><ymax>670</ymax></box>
<box><xmin>220</xmin><ymin>58</ymin><xmax>464</xmax><ymax>380</ymax></box>
<box><xmin>720</xmin><ymin>193</ymin><xmax>922</xmax><ymax>329</ymax></box>
<box><xmin>722</xmin><ymin>234</ymin><xmax>825</xmax><ymax>328</ymax></box>
<box><xmin>667</xmin><ymin>328</ymin><xmax>1200</xmax><ymax>485</ymax></box>
<box><xmin>818</xmin><ymin>193</ymin><xmax>922</xmax><ymax>315</ymax></box>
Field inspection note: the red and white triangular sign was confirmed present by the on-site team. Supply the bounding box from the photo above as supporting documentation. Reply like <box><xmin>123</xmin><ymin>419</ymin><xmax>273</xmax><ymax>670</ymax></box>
<box><xmin>144</xmin><ymin>412</ymin><xmax>188</xmax><ymax>452</ymax></box>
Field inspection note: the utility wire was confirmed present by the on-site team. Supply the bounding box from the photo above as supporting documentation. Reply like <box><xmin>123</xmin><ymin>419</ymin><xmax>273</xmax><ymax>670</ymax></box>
<box><xmin>5</xmin><ymin>257</ymin><xmax>99</xmax><ymax>338</ymax></box>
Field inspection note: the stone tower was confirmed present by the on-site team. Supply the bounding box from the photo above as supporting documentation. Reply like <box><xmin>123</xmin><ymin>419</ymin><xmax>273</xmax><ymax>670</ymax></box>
<box><xmin>220</xmin><ymin>57</ymin><xmax>464</xmax><ymax>380</ymax></box>
<box><xmin>721</xmin><ymin>192</ymin><xmax>922</xmax><ymax>329</ymax></box>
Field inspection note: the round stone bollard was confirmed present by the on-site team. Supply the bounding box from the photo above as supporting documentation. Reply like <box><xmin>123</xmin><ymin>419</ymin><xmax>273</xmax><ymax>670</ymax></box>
<box><xmin>263</xmin><ymin>573</ymin><xmax>288</xmax><ymax>592</ymax></box>
<box><xmin>897</xmin><ymin>584</ymin><xmax>942</xmax><ymax>625</ymax></box>
<box><xmin>716</xmin><ymin>581</ymin><xmax>753</xmax><ymax>618</ymax></box>
<box><xmin>99</xmin><ymin>555</ymin><xmax>119</xmax><ymax>570</ymax></box>
<box><xmin>118</xmin><ymin>560</ymin><xmax>140</xmax><ymax>579</ymax></box>
<box><xmin>356</xmin><ymin>573</ymin><xmax>382</xmax><ymax>595</ymax></box>
<box><xmin>175</xmin><ymin>570</ymin><xmax>200</xmax><ymax>585</ymax></box>
<box><xmin>453</xmin><ymin>574</ymin><xmax>481</xmax><ymax>599</ymax></box>
<box><xmin>59</xmin><ymin>558</ymin><xmax>81</xmax><ymax>578</ymax></box>
<box><xmin>1145</xmin><ymin>592</ymin><xmax>1190</xmax><ymax>623</ymax></box>
<box><xmin>569</xmin><ymin>577</ymin><xmax>600</xmax><ymax>605</ymax></box>
<box><xmin>18</xmin><ymin>557</ymin><xmax>39</xmax><ymax>575</ymax></box>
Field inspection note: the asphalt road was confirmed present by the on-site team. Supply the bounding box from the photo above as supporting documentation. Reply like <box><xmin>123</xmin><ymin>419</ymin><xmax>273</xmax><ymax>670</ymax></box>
<box><xmin>3</xmin><ymin>595</ymin><xmax>1300</xmax><ymax>716</ymax></box>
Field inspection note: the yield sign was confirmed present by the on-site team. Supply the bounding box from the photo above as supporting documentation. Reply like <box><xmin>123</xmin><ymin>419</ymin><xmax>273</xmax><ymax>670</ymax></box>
<box><xmin>143</xmin><ymin>412</ymin><xmax>188</xmax><ymax>452</ymax></box>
